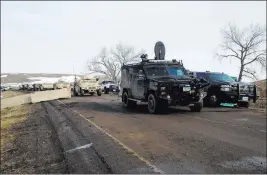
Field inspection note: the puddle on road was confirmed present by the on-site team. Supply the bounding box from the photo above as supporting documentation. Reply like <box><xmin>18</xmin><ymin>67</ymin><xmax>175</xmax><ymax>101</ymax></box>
<box><xmin>220</xmin><ymin>156</ymin><xmax>266</xmax><ymax>172</ymax></box>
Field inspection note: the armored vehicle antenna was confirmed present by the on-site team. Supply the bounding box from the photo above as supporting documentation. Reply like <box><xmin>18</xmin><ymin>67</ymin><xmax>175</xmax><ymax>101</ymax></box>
<box><xmin>154</xmin><ymin>41</ymin><xmax>165</xmax><ymax>60</ymax></box>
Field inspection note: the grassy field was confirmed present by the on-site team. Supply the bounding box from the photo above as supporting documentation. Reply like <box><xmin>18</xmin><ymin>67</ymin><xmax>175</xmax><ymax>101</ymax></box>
<box><xmin>1</xmin><ymin>105</ymin><xmax>30</xmax><ymax>152</ymax></box>
<box><xmin>1</xmin><ymin>91</ymin><xmax>27</xmax><ymax>99</ymax></box>
<box><xmin>1</xmin><ymin>91</ymin><xmax>31</xmax><ymax>154</ymax></box>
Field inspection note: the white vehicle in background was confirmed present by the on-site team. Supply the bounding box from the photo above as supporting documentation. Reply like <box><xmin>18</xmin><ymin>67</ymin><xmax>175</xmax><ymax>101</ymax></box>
<box><xmin>101</xmin><ymin>80</ymin><xmax>120</xmax><ymax>94</ymax></box>
<box><xmin>41</xmin><ymin>82</ymin><xmax>54</xmax><ymax>91</ymax></box>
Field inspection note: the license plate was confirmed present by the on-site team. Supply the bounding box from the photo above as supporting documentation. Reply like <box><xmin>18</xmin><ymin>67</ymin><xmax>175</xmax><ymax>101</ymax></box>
<box><xmin>242</xmin><ymin>97</ymin><xmax>248</xmax><ymax>101</ymax></box>
<box><xmin>220</xmin><ymin>103</ymin><xmax>234</xmax><ymax>107</ymax></box>
<box><xmin>113</xmin><ymin>89</ymin><xmax>116</xmax><ymax>92</ymax></box>
<box><xmin>183</xmin><ymin>87</ymin><xmax>191</xmax><ymax>92</ymax></box>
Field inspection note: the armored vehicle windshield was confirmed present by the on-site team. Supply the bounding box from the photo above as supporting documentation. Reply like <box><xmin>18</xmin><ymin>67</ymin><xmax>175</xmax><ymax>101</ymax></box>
<box><xmin>208</xmin><ymin>73</ymin><xmax>234</xmax><ymax>82</ymax></box>
<box><xmin>81</xmin><ymin>79</ymin><xmax>97</xmax><ymax>83</ymax></box>
<box><xmin>144</xmin><ymin>65</ymin><xmax>187</xmax><ymax>78</ymax></box>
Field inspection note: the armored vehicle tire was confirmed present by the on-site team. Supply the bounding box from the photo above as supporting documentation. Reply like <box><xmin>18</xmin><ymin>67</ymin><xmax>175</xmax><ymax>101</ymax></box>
<box><xmin>80</xmin><ymin>89</ymin><xmax>85</xmax><ymax>96</ymax></box>
<box><xmin>97</xmin><ymin>90</ymin><xmax>102</xmax><ymax>96</ymax></box>
<box><xmin>73</xmin><ymin>90</ymin><xmax>78</xmax><ymax>96</ymax></box>
<box><xmin>147</xmin><ymin>93</ymin><xmax>162</xmax><ymax>114</ymax></box>
<box><xmin>189</xmin><ymin>102</ymin><xmax>203</xmax><ymax>112</ymax></box>
<box><xmin>238</xmin><ymin>101</ymin><xmax>249</xmax><ymax>108</ymax></box>
<box><xmin>123</xmin><ymin>91</ymin><xmax>136</xmax><ymax>108</ymax></box>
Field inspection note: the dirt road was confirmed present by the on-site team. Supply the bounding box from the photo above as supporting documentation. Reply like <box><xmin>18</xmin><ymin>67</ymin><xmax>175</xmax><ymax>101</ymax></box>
<box><xmin>59</xmin><ymin>94</ymin><xmax>266</xmax><ymax>173</ymax></box>
<box><xmin>2</xmin><ymin>94</ymin><xmax>266</xmax><ymax>173</ymax></box>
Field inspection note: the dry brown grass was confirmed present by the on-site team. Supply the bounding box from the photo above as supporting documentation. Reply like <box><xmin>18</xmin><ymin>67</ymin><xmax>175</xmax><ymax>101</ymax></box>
<box><xmin>1</xmin><ymin>91</ymin><xmax>27</xmax><ymax>99</ymax></box>
<box><xmin>252</xmin><ymin>79</ymin><xmax>266</xmax><ymax>109</ymax></box>
<box><xmin>1</xmin><ymin>105</ymin><xmax>30</xmax><ymax>153</ymax></box>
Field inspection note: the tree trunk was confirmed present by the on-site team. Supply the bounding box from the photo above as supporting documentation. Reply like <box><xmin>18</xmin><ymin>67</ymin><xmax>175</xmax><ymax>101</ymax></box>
<box><xmin>238</xmin><ymin>64</ymin><xmax>244</xmax><ymax>82</ymax></box>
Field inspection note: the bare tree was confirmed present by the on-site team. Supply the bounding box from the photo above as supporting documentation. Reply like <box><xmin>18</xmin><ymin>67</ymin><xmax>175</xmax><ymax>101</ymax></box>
<box><xmin>111</xmin><ymin>43</ymin><xmax>144</xmax><ymax>64</ymax></box>
<box><xmin>88</xmin><ymin>43</ymin><xmax>144</xmax><ymax>81</ymax></box>
<box><xmin>216</xmin><ymin>23</ymin><xmax>266</xmax><ymax>81</ymax></box>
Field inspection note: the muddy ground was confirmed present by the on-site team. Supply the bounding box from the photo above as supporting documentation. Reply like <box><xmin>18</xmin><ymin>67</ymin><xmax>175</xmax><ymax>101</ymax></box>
<box><xmin>1</xmin><ymin>94</ymin><xmax>266</xmax><ymax>173</ymax></box>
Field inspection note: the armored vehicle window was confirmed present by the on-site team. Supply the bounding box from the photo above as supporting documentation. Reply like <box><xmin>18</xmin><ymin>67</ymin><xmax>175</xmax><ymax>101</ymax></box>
<box><xmin>167</xmin><ymin>67</ymin><xmax>185</xmax><ymax>77</ymax></box>
<box><xmin>144</xmin><ymin>66</ymin><xmax>169</xmax><ymax>77</ymax></box>
<box><xmin>208</xmin><ymin>73</ymin><xmax>234</xmax><ymax>82</ymax></box>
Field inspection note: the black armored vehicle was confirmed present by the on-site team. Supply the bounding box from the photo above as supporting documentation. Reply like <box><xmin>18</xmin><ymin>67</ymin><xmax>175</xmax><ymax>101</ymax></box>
<box><xmin>193</xmin><ymin>71</ymin><xmax>258</xmax><ymax>107</ymax></box>
<box><xmin>120</xmin><ymin>41</ymin><xmax>210</xmax><ymax>114</ymax></box>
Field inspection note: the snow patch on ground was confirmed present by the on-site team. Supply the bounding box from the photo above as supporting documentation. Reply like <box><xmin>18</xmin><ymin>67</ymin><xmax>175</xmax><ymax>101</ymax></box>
<box><xmin>27</xmin><ymin>75</ymin><xmax>82</xmax><ymax>83</ymax></box>
<box><xmin>1</xmin><ymin>75</ymin><xmax>8</xmax><ymax>78</ymax></box>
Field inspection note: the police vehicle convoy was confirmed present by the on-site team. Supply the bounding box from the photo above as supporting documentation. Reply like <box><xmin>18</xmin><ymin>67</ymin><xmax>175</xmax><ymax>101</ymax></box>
<box><xmin>120</xmin><ymin>41</ymin><xmax>210</xmax><ymax>114</ymax></box>
<box><xmin>193</xmin><ymin>71</ymin><xmax>258</xmax><ymax>108</ymax></box>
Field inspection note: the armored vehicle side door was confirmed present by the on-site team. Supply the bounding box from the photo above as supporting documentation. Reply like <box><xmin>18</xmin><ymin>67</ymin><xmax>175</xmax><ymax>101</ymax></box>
<box><xmin>131</xmin><ymin>67</ymin><xmax>145</xmax><ymax>99</ymax></box>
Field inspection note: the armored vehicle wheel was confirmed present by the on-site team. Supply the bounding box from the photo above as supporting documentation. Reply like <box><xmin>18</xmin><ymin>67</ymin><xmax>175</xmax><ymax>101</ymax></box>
<box><xmin>80</xmin><ymin>89</ymin><xmax>85</xmax><ymax>96</ymax></box>
<box><xmin>73</xmin><ymin>90</ymin><xmax>78</xmax><ymax>96</ymax></box>
<box><xmin>123</xmin><ymin>91</ymin><xmax>136</xmax><ymax>108</ymax></box>
<box><xmin>147</xmin><ymin>93</ymin><xmax>160</xmax><ymax>114</ymax></box>
<box><xmin>97</xmin><ymin>90</ymin><xmax>102</xmax><ymax>96</ymax></box>
<box><xmin>189</xmin><ymin>102</ymin><xmax>203</xmax><ymax>112</ymax></box>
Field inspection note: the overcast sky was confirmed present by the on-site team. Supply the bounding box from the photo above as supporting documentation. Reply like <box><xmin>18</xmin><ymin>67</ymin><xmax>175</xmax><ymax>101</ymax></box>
<box><xmin>1</xmin><ymin>1</ymin><xmax>266</xmax><ymax>81</ymax></box>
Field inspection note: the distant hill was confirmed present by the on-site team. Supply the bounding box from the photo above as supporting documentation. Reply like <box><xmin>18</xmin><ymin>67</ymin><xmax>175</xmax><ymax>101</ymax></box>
<box><xmin>1</xmin><ymin>73</ymin><xmax>111</xmax><ymax>84</ymax></box>
<box><xmin>1</xmin><ymin>73</ymin><xmax>76</xmax><ymax>84</ymax></box>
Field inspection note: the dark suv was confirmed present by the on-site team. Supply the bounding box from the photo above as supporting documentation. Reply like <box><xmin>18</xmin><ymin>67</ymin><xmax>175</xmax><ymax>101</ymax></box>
<box><xmin>194</xmin><ymin>71</ymin><xmax>258</xmax><ymax>107</ymax></box>
<box><xmin>120</xmin><ymin>57</ymin><xmax>210</xmax><ymax>114</ymax></box>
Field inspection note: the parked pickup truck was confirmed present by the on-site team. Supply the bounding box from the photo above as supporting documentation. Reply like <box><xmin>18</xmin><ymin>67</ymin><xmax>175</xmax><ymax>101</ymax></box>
<box><xmin>193</xmin><ymin>71</ymin><xmax>259</xmax><ymax>108</ymax></box>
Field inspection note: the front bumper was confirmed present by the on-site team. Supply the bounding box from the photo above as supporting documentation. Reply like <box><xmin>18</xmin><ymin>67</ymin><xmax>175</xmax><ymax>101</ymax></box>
<box><xmin>212</xmin><ymin>91</ymin><xmax>255</xmax><ymax>103</ymax></box>
<box><xmin>108</xmin><ymin>86</ymin><xmax>120</xmax><ymax>93</ymax></box>
<box><xmin>157</xmin><ymin>87</ymin><xmax>203</xmax><ymax>107</ymax></box>
<box><xmin>81</xmin><ymin>88</ymin><xmax>101</xmax><ymax>93</ymax></box>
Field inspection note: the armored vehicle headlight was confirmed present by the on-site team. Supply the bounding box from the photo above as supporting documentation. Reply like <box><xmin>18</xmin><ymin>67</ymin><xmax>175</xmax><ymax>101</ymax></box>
<box><xmin>161</xmin><ymin>87</ymin><xmax>166</xmax><ymax>90</ymax></box>
<box><xmin>220</xmin><ymin>85</ymin><xmax>230</xmax><ymax>91</ymax></box>
<box><xmin>152</xmin><ymin>82</ymin><xmax>158</xmax><ymax>86</ymax></box>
